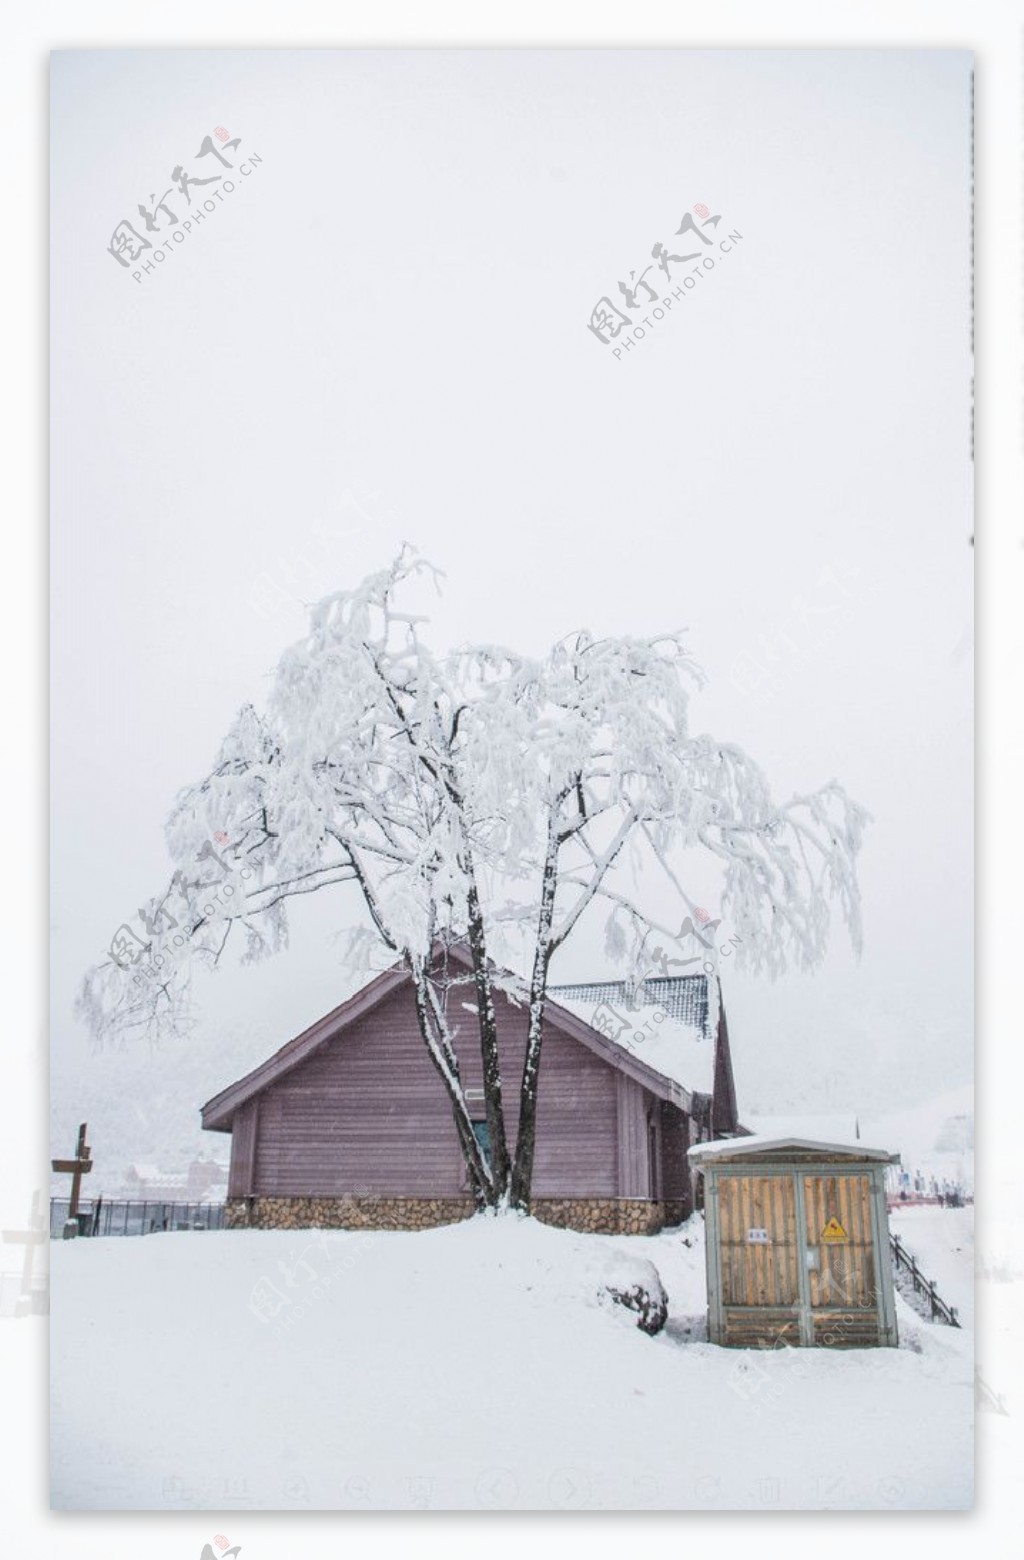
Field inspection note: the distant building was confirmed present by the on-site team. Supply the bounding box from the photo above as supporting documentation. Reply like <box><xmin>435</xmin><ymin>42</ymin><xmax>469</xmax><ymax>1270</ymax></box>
<box><xmin>121</xmin><ymin>1157</ymin><xmax>228</xmax><ymax>1203</ymax></box>
<box><xmin>186</xmin><ymin>1156</ymin><xmax>228</xmax><ymax>1201</ymax></box>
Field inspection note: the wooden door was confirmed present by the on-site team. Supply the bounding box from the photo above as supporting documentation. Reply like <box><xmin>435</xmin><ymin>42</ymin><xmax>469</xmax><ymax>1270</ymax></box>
<box><xmin>717</xmin><ymin>1173</ymin><xmax>801</xmax><ymax>1346</ymax></box>
<box><xmin>801</xmin><ymin>1173</ymin><xmax>881</xmax><ymax>1345</ymax></box>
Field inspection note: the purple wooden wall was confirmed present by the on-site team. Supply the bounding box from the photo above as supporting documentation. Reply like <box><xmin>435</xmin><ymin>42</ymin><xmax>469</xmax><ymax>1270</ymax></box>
<box><xmin>227</xmin><ymin>980</ymin><xmax>671</xmax><ymax>1200</ymax></box>
<box><xmin>660</xmin><ymin>1101</ymin><xmax>693</xmax><ymax>1203</ymax></box>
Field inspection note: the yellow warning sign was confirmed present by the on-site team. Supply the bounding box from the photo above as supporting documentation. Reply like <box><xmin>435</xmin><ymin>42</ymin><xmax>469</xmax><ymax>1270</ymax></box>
<box><xmin>821</xmin><ymin>1216</ymin><xmax>849</xmax><ymax>1244</ymax></box>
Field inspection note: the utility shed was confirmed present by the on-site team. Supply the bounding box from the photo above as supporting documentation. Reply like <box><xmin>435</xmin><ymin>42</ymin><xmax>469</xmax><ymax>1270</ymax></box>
<box><xmin>689</xmin><ymin>1136</ymin><xmax>900</xmax><ymax>1349</ymax></box>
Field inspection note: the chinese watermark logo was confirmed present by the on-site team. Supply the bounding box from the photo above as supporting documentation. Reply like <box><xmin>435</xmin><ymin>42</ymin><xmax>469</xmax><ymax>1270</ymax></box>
<box><xmin>248</xmin><ymin>1227</ymin><xmax>336</xmax><ymax>1337</ymax></box>
<box><xmin>107</xmin><ymin>127</ymin><xmax>264</xmax><ymax>284</ymax></box>
<box><xmin>590</xmin><ymin>911</ymin><xmax>742</xmax><ymax>1052</ymax></box>
<box><xmin>588</xmin><ymin>203</ymin><xmax>744</xmax><ymax>358</ymax></box>
<box><xmin>106</xmin><ymin>829</ymin><xmax>269</xmax><ymax>999</ymax></box>
<box><xmin>200</xmin><ymin>1535</ymin><xmax>241</xmax><ymax>1560</ymax></box>
<box><xmin>729</xmin><ymin>560</ymin><xmax>862</xmax><ymax>703</ymax></box>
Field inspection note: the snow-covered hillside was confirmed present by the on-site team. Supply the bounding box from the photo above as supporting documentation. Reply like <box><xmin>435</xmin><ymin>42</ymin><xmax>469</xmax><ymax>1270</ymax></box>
<box><xmin>51</xmin><ymin>1212</ymin><xmax>973</xmax><ymax>1511</ymax></box>
<box><xmin>746</xmin><ymin>1083</ymin><xmax>974</xmax><ymax>1196</ymax></box>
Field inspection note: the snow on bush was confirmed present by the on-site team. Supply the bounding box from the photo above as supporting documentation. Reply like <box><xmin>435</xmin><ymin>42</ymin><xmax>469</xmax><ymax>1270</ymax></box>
<box><xmin>586</xmin><ymin>1246</ymin><xmax>669</xmax><ymax>1335</ymax></box>
<box><xmin>600</xmin><ymin>1263</ymin><xmax>670</xmax><ymax>1335</ymax></box>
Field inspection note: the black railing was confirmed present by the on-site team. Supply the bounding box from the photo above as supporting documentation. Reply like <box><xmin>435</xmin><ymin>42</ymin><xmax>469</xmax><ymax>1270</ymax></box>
<box><xmin>49</xmin><ymin>1198</ymin><xmax>226</xmax><ymax>1238</ymax></box>
<box><xmin>890</xmin><ymin>1232</ymin><xmax>960</xmax><ymax>1327</ymax></box>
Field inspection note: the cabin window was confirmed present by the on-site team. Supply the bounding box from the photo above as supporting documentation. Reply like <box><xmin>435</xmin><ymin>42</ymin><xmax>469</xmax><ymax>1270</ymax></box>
<box><xmin>471</xmin><ymin>1119</ymin><xmax>491</xmax><ymax>1167</ymax></box>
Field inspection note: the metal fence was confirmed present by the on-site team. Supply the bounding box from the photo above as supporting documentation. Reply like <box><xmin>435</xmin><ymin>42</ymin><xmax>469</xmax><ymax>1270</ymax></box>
<box><xmin>890</xmin><ymin>1232</ymin><xmax>960</xmax><ymax>1327</ymax></box>
<box><xmin>49</xmin><ymin>1198</ymin><xmax>226</xmax><ymax>1238</ymax></box>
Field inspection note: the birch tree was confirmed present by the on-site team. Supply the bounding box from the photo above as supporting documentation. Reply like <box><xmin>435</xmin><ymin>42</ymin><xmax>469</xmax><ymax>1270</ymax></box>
<box><xmin>78</xmin><ymin>549</ymin><xmax>868</xmax><ymax>1212</ymax></box>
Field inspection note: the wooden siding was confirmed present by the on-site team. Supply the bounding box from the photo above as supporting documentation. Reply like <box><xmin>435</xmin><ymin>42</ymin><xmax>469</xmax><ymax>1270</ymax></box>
<box><xmin>243</xmin><ymin>980</ymin><xmax>623</xmax><ymax>1199</ymax></box>
<box><xmin>722</xmin><ymin>1308</ymin><xmax>801</xmax><ymax>1349</ymax></box>
<box><xmin>227</xmin><ymin>1099</ymin><xmax>258</xmax><ymax>1197</ymax></box>
<box><xmin>810</xmin><ymin>1311</ymin><xmax>883</xmax><ymax>1347</ymax></box>
<box><xmin>616</xmin><ymin>1075</ymin><xmax>647</xmax><ymax>1197</ymax></box>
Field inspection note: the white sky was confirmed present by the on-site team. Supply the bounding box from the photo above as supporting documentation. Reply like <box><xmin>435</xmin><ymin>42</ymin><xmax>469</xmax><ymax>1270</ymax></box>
<box><xmin>50</xmin><ymin>48</ymin><xmax>972</xmax><ymax>1166</ymax></box>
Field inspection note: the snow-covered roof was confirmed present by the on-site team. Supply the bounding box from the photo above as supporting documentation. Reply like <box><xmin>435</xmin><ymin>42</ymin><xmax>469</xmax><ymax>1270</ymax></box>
<box><xmin>549</xmin><ymin>976</ymin><xmax>716</xmax><ymax>1097</ymax></box>
<box><xmin>688</xmin><ymin>1134</ymin><xmax>899</xmax><ymax>1166</ymax></box>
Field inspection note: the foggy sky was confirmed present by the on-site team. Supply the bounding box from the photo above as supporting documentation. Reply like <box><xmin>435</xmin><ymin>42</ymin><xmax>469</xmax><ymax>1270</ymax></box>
<box><xmin>51</xmin><ymin>49</ymin><xmax>973</xmax><ymax>1160</ymax></box>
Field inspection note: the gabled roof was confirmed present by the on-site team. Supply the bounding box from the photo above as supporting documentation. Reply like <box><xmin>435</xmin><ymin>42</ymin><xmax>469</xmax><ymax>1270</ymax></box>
<box><xmin>201</xmin><ymin>946</ymin><xmax>705</xmax><ymax>1131</ymax></box>
<box><xmin>201</xmin><ymin>962</ymin><xmax>411</xmax><ymax>1130</ymax></box>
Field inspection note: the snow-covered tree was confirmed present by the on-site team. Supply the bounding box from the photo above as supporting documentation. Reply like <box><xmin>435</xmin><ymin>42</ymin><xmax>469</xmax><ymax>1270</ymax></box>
<box><xmin>78</xmin><ymin>549</ymin><xmax>868</xmax><ymax>1212</ymax></box>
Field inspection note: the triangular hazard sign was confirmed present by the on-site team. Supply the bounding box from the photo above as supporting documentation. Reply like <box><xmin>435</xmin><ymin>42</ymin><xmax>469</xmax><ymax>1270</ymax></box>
<box><xmin>821</xmin><ymin>1215</ymin><xmax>849</xmax><ymax>1244</ymax></box>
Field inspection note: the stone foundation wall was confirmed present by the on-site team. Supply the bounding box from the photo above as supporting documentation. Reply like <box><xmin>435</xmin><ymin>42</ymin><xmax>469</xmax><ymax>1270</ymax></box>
<box><xmin>533</xmin><ymin>1198</ymin><xmax>672</xmax><ymax>1235</ymax></box>
<box><xmin>225</xmin><ymin>1196</ymin><xmax>476</xmax><ymax>1231</ymax></box>
<box><xmin>225</xmin><ymin>1194</ymin><xmax>688</xmax><ymax>1235</ymax></box>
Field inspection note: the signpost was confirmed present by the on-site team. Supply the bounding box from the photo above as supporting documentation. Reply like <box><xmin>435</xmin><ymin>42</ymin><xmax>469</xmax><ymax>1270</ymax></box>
<box><xmin>52</xmin><ymin>1122</ymin><xmax>93</xmax><ymax>1239</ymax></box>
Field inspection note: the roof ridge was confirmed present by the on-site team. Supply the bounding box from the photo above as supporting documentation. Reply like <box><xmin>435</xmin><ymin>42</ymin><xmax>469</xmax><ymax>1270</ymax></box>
<box><xmin>551</xmin><ymin>974</ymin><xmax>708</xmax><ymax>989</ymax></box>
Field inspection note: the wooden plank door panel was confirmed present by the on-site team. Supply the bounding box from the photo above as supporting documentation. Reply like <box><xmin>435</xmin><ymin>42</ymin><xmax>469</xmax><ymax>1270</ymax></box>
<box><xmin>803</xmin><ymin>1173</ymin><xmax>877</xmax><ymax>1317</ymax></box>
<box><xmin>719</xmin><ymin>1174</ymin><xmax>799</xmax><ymax>1308</ymax></box>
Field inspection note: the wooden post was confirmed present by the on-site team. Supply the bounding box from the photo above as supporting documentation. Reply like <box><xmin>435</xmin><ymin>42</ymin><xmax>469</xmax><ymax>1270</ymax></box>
<box><xmin>870</xmin><ymin>1167</ymin><xmax>899</xmax><ymax>1346</ymax></box>
<box><xmin>51</xmin><ymin>1123</ymin><xmax>93</xmax><ymax>1239</ymax></box>
<box><xmin>2</xmin><ymin>1190</ymin><xmax>47</xmax><ymax>1317</ymax></box>
<box><xmin>704</xmin><ymin>1168</ymin><xmax>724</xmax><ymax>1344</ymax></box>
<box><xmin>793</xmin><ymin>1172</ymin><xmax>814</xmax><ymax>1346</ymax></box>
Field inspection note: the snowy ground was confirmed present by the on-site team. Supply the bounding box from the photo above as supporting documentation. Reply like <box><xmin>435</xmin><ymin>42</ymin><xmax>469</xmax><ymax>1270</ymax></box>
<box><xmin>50</xmin><ymin>1211</ymin><xmax>973</xmax><ymax>1512</ymax></box>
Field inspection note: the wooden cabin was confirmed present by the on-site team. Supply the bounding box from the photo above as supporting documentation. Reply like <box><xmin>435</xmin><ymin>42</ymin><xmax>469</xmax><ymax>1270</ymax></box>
<box><xmin>689</xmin><ymin>1136</ymin><xmax>900</xmax><ymax>1348</ymax></box>
<box><xmin>201</xmin><ymin>944</ymin><xmax>742</xmax><ymax>1235</ymax></box>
